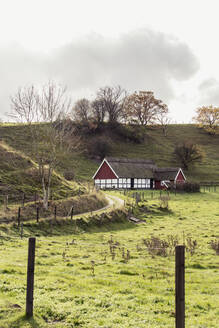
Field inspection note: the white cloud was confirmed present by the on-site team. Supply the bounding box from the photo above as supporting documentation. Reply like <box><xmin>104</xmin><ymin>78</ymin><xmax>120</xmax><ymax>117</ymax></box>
<box><xmin>0</xmin><ymin>29</ymin><xmax>199</xmax><ymax>120</ymax></box>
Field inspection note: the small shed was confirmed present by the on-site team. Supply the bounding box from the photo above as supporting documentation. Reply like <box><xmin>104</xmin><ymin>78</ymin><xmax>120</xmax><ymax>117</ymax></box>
<box><xmin>154</xmin><ymin>168</ymin><xmax>186</xmax><ymax>189</ymax></box>
<box><xmin>93</xmin><ymin>157</ymin><xmax>186</xmax><ymax>190</ymax></box>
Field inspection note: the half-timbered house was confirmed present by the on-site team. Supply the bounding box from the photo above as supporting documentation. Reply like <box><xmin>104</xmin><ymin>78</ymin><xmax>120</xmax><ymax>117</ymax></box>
<box><xmin>92</xmin><ymin>157</ymin><xmax>186</xmax><ymax>190</ymax></box>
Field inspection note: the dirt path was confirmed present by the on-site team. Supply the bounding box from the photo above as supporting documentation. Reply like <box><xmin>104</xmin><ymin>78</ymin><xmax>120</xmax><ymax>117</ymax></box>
<box><xmin>0</xmin><ymin>193</ymin><xmax>125</xmax><ymax>224</ymax></box>
<box><xmin>73</xmin><ymin>193</ymin><xmax>124</xmax><ymax>219</ymax></box>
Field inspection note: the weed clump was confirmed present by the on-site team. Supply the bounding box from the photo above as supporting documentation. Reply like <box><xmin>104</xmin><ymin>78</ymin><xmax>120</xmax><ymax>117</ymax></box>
<box><xmin>210</xmin><ymin>239</ymin><xmax>219</xmax><ymax>255</ymax></box>
<box><xmin>159</xmin><ymin>195</ymin><xmax>170</xmax><ymax>210</ymax></box>
<box><xmin>143</xmin><ymin>236</ymin><xmax>169</xmax><ymax>257</ymax></box>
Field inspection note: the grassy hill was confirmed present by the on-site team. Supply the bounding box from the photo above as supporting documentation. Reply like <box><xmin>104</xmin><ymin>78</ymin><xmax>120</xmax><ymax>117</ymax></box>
<box><xmin>0</xmin><ymin>127</ymin><xmax>82</xmax><ymax>203</ymax></box>
<box><xmin>110</xmin><ymin>124</ymin><xmax>219</xmax><ymax>183</ymax></box>
<box><xmin>0</xmin><ymin>123</ymin><xmax>219</xmax><ymax>190</ymax></box>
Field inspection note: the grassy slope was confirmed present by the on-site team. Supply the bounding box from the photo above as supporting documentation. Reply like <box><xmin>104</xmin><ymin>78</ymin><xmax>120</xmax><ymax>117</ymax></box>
<box><xmin>111</xmin><ymin>124</ymin><xmax>219</xmax><ymax>182</ymax></box>
<box><xmin>0</xmin><ymin>190</ymin><xmax>219</xmax><ymax>327</ymax></box>
<box><xmin>1</xmin><ymin>123</ymin><xmax>219</xmax><ymax>183</ymax></box>
<box><xmin>0</xmin><ymin>126</ymin><xmax>82</xmax><ymax>202</ymax></box>
<box><xmin>0</xmin><ymin>123</ymin><xmax>98</xmax><ymax>184</ymax></box>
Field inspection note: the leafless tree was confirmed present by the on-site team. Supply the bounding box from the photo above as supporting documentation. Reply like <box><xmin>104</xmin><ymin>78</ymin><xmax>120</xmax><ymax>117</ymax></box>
<box><xmin>156</xmin><ymin>112</ymin><xmax>172</xmax><ymax>136</ymax></box>
<box><xmin>10</xmin><ymin>81</ymin><xmax>80</xmax><ymax>209</ymax></box>
<box><xmin>72</xmin><ymin>98</ymin><xmax>91</xmax><ymax>123</ymax></box>
<box><xmin>173</xmin><ymin>141</ymin><xmax>204</xmax><ymax>170</ymax></box>
<box><xmin>96</xmin><ymin>86</ymin><xmax>127</xmax><ymax>123</ymax></box>
<box><xmin>91</xmin><ymin>98</ymin><xmax>106</xmax><ymax>124</ymax></box>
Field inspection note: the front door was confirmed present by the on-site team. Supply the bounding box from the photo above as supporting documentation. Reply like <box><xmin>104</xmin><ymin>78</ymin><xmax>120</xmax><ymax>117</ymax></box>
<box><xmin>150</xmin><ymin>179</ymin><xmax>154</xmax><ymax>189</ymax></box>
<box><xmin>131</xmin><ymin>178</ymin><xmax>134</xmax><ymax>189</ymax></box>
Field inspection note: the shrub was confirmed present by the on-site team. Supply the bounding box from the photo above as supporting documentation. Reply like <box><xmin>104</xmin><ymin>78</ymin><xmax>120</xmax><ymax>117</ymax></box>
<box><xmin>75</xmin><ymin>120</ymin><xmax>99</xmax><ymax>136</ymax></box>
<box><xmin>113</xmin><ymin>124</ymin><xmax>145</xmax><ymax>143</ymax></box>
<box><xmin>210</xmin><ymin>239</ymin><xmax>219</xmax><ymax>255</ymax></box>
<box><xmin>143</xmin><ymin>236</ymin><xmax>169</xmax><ymax>257</ymax></box>
<box><xmin>170</xmin><ymin>182</ymin><xmax>200</xmax><ymax>193</ymax></box>
<box><xmin>63</xmin><ymin>170</ymin><xmax>75</xmax><ymax>181</ymax></box>
<box><xmin>173</xmin><ymin>141</ymin><xmax>205</xmax><ymax>170</ymax></box>
<box><xmin>159</xmin><ymin>194</ymin><xmax>170</xmax><ymax>209</ymax></box>
<box><xmin>88</xmin><ymin>137</ymin><xmax>112</xmax><ymax>159</ymax></box>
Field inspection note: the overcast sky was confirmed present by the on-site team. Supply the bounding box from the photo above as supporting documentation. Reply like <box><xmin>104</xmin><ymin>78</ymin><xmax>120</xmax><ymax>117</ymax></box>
<box><xmin>1</xmin><ymin>0</ymin><xmax>219</xmax><ymax>122</ymax></box>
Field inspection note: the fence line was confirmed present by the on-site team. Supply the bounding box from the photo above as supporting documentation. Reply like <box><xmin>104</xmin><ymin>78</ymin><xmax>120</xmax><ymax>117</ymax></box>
<box><xmin>1</xmin><ymin>237</ymin><xmax>219</xmax><ymax>326</ymax></box>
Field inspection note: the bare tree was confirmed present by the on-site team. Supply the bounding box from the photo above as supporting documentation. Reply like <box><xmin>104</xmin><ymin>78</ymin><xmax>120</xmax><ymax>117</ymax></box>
<box><xmin>10</xmin><ymin>82</ymin><xmax>80</xmax><ymax>209</ymax></box>
<box><xmin>156</xmin><ymin>112</ymin><xmax>172</xmax><ymax>136</ymax></box>
<box><xmin>91</xmin><ymin>98</ymin><xmax>106</xmax><ymax>124</ymax></box>
<box><xmin>72</xmin><ymin>98</ymin><xmax>91</xmax><ymax>123</ymax></box>
<box><xmin>123</xmin><ymin>91</ymin><xmax>168</xmax><ymax>126</ymax></box>
<box><xmin>96</xmin><ymin>86</ymin><xmax>126</xmax><ymax>123</ymax></box>
<box><xmin>173</xmin><ymin>141</ymin><xmax>204</xmax><ymax>170</ymax></box>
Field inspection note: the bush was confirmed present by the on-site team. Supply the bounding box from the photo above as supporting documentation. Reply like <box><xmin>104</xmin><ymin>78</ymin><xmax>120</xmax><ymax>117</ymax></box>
<box><xmin>88</xmin><ymin>137</ymin><xmax>112</xmax><ymax>159</ymax></box>
<box><xmin>173</xmin><ymin>141</ymin><xmax>204</xmax><ymax>170</ymax></box>
<box><xmin>143</xmin><ymin>236</ymin><xmax>169</xmax><ymax>257</ymax></box>
<box><xmin>113</xmin><ymin>124</ymin><xmax>145</xmax><ymax>143</ymax></box>
<box><xmin>63</xmin><ymin>170</ymin><xmax>75</xmax><ymax>181</ymax></box>
<box><xmin>170</xmin><ymin>182</ymin><xmax>200</xmax><ymax>193</ymax></box>
<box><xmin>75</xmin><ymin>120</ymin><xmax>99</xmax><ymax>136</ymax></box>
<box><xmin>210</xmin><ymin>239</ymin><xmax>219</xmax><ymax>255</ymax></box>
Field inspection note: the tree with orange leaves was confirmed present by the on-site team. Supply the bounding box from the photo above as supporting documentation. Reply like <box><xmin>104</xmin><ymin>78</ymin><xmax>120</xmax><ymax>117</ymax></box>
<box><xmin>194</xmin><ymin>105</ymin><xmax>219</xmax><ymax>135</ymax></box>
<box><xmin>123</xmin><ymin>91</ymin><xmax>168</xmax><ymax>126</ymax></box>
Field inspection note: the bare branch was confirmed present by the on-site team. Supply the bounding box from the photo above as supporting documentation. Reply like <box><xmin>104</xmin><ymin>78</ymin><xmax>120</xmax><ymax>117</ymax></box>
<box><xmin>10</xmin><ymin>82</ymin><xmax>79</xmax><ymax>209</ymax></box>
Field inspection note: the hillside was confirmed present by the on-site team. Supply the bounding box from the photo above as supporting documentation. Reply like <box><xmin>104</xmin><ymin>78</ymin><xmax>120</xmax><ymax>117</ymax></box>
<box><xmin>0</xmin><ymin>133</ymin><xmax>81</xmax><ymax>203</ymax></box>
<box><xmin>0</xmin><ymin>123</ymin><xmax>219</xmax><ymax>186</ymax></box>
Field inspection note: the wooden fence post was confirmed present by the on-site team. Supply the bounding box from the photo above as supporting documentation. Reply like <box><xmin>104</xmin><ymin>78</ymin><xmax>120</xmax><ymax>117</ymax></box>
<box><xmin>175</xmin><ymin>245</ymin><xmax>185</xmax><ymax>328</ymax></box>
<box><xmin>20</xmin><ymin>222</ymin><xmax>23</xmax><ymax>239</ymax></box>
<box><xmin>54</xmin><ymin>205</ymin><xmax>57</xmax><ymax>221</ymax></box>
<box><xmin>70</xmin><ymin>206</ymin><xmax>74</xmax><ymax>220</ymax></box>
<box><xmin>17</xmin><ymin>207</ymin><xmax>21</xmax><ymax>227</ymax></box>
<box><xmin>36</xmin><ymin>207</ymin><xmax>39</xmax><ymax>223</ymax></box>
<box><xmin>26</xmin><ymin>237</ymin><xmax>36</xmax><ymax>317</ymax></box>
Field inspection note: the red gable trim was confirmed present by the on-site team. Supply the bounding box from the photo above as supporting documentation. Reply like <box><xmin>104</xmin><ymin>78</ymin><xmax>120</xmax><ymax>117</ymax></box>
<box><xmin>92</xmin><ymin>159</ymin><xmax>119</xmax><ymax>179</ymax></box>
<box><xmin>175</xmin><ymin>168</ymin><xmax>186</xmax><ymax>182</ymax></box>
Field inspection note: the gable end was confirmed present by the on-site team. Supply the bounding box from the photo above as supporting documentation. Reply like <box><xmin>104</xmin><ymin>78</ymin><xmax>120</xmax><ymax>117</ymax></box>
<box><xmin>175</xmin><ymin>168</ymin><xmax>186</xmax><ymax>182</ymax></box>
<box><xmin>93</xmin><ymin>159</ymin><xmax>118</xmax><ymax>179</ymax></box>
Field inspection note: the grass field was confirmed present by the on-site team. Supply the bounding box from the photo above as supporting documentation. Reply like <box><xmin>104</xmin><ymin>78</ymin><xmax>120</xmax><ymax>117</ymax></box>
<box><xmin>0</xmin><ymin>189</ymin><xmax>219</xmax><ymax>327</ymax></box>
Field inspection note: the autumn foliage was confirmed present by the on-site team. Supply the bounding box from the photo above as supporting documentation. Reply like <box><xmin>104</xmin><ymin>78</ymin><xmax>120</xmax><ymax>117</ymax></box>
<box><xmin>194</xmin><ymin>105</ymin><xmax>219</xmax><ymax>135</ymax></box>
<box><xmin>123</xmin><ymin>91</ymin><xmax>168</xmax><ymax>125</ymax></box>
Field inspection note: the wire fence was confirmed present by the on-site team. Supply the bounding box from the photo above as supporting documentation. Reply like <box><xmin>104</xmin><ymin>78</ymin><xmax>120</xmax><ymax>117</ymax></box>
<box><xmin>1</xmin><ymin>235</ymin><xmax>219</xmax><ymax>327</ymax></box>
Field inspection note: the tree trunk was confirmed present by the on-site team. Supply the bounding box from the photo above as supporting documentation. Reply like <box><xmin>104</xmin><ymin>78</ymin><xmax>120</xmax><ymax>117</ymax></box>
<box><xmin>40</xmin><ymin>164</ymin><xmax>53</xmax><ymax>210</ymax></box>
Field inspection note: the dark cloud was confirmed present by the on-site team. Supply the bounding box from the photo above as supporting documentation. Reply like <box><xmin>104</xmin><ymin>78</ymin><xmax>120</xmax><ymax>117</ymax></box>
<box><xmin>198</xmin><ymin>78</ymin><xmax>219</xmax><ymax>105</ymax></box>
<box><xmin>0</xmin><ymin>29</ymin><xmax>199</xmax><ymax>120</ymax></box>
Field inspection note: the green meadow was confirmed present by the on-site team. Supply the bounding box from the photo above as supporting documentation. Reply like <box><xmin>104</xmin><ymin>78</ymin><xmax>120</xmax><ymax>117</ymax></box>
<box><xmin>0</xmin><ymin>189</ymin><xmax>219</xmax><ymax>327</ymax></box>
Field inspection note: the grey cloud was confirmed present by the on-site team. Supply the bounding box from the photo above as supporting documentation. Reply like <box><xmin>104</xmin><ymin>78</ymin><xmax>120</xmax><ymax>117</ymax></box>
<box><xmin>198</xmin><ymin>78</ymin><xmax>219</xmax><ymax>105</ymax></box>
<box><xmin>0</xmin><ymin>30</ymin><xmax>199</xmax><ymax>119</ymax></box>
<box><xmin>48</xmin><ymin>30</ymin><xmax>199</xmax><ymax>102</ymax></box>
